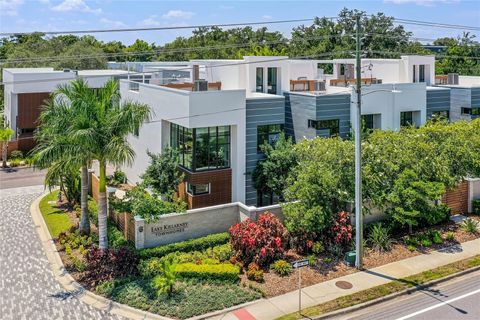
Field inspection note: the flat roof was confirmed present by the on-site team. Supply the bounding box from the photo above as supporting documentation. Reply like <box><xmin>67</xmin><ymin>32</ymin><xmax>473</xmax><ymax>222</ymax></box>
<box><xmin>4</xmin><ymin>67</ymin><xmax>57</xmax><ymax>73</ymax></box>
<box><xmin>77</xmin><ymin>69</ymin><xmax>130</xmax><ymax>76</ymax></box>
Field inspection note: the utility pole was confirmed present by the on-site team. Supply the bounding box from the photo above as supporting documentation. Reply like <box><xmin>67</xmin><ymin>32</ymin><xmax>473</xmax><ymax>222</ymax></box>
<box><xmin>354</xmin><ymin>14</ymin><xmax>363</xmax><ymax>270</ymax></box>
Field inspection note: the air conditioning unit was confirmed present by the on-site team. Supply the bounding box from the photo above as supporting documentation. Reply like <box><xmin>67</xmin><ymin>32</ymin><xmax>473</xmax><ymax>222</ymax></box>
<box><xmin>447</xmin><ymin>73</ymin><xmax>459</xmax><ymax>85</ymax></box>
<box><xmin>314</xmin><ymin>80</ymin><xmax>326</xmax><ymax>91</ymax></box>
<box><xmin>371</xmin><ymin>79</ymin><xmax>383</xmax><ymax>84</ymax></box>
<box><xmin>194</xmin><ymin>79</ymin><xmax>208</xmax><ymax>91</ymax></box>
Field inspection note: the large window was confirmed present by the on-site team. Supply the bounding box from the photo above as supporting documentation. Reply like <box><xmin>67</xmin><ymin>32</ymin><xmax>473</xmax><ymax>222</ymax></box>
<box><xmin>267</xmin><ymin>67</ymin><xmax>277</xmax><ymax>94</ymax></box>
<box><xmin>171</xmin><ymin>124</ymin><xmax>230</xmax><ymax>171</ymax></box>
<box><xmin>257</xmin><ymin>124</ymin><xmax>284</xmax><ymax>152</ymax></box>
<box><xmin>308</xmin><ymin>119</ymin><xmax>340</xmax><ymax>136</ymax></box>
<box><xmin>400</xmin><ymin>111</ymin><xmax>414</xmax><ymax>127</ymax></box>
<box><xmin>461</xmin><ymin>107</ymin><xmax>472</xmax><ymax>115</ymax></box>
<box><xmin>419</xmin><ymin>65</ymin><xmax>425</xmax><ymax>83</ymax></box>
<box><xmin>186</xmin><ymin>183</ymin><xmax>210</xmax><ymax>196</ymax></box>
<box><xmin>256</xmin><ymin>67</ymin><xmax>264</xmax><ymax>93</ymax></box>
<box><xmin>413</xmin><ymin>65</ymin><xmax>416</xmax><ymax>83</ymax></box>
<box><xmin>362</xmin><ymin>114</ymin><xmax>374</xmax><ymax>130</ymax></box>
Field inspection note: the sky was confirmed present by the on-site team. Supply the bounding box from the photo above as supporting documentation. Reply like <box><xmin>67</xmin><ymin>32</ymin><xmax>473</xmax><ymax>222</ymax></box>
<box><xmin>0</xmin><ymin>0</ymin><xmax>479</xmax><ymax>45</ymax></box>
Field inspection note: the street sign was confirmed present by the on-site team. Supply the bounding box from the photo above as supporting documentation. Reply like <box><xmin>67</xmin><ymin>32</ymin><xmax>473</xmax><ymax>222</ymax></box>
<box><xmin>291</xmin><ymin>259</ymin><xmax>309</xmax><ymax>269</ymax></box>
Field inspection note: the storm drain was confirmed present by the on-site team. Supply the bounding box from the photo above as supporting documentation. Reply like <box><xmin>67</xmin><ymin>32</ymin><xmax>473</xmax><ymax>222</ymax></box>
<box><xmin>335</xmin><ymin>280</ymin><xmax>353</xmax><ymax>289</ymax></box>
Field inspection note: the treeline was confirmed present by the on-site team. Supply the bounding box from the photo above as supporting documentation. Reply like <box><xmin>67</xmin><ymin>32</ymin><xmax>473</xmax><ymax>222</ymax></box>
<box><xmin>0</xmin><ymin>8</ymin><xmax>479</xmax><ymax>74</ymax></box>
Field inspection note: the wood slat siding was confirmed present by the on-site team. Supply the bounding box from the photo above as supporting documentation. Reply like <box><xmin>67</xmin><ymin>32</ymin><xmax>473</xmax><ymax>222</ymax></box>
<box><xmin>91</xmin><ymin>174</ymin><xmax>100</xmax><ymax>202</ymax></box>
<box><xmin>17</xmin><ymin>92</ymin><xmax>50</xmax><ymax>129</ymax></box>
<box><xmin>442</xmin><ymin>181</ymin><xmax>469</xmax><ymax>214</ymax></box>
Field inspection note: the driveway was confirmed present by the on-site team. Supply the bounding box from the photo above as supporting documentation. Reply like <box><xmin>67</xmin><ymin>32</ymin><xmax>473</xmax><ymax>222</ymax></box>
<box><xmin>0</xmin><ymin>185</ymin><xmax>122</xmax><ymax>320</ymax></box>
<box><xmin>0</xmin><ymin>166</ymin><xmax>47</xmax><ymax>189</ymax></box>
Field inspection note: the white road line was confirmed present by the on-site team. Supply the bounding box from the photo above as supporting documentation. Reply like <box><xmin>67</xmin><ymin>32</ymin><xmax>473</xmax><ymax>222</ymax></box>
<box><xmin>394</xmin><ymin>288</ymin><xmax>480</xmax><ymax>320</ymax></box>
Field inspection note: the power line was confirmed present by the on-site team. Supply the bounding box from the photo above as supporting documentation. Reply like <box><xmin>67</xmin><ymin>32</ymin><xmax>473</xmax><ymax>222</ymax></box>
<box><xmin>0</xmin><ymin>33</ymin><xmax>442</xmax><ymax>65</ymax></box>
<box><xmin>392</xmin><ymin>18</ymin><xmax>480</xmax><ymax>32</ymax></box>
<box><xmin>0</xmin><ymin>18</ymin><xmax>326</xmax><ymax>37</ymax></box>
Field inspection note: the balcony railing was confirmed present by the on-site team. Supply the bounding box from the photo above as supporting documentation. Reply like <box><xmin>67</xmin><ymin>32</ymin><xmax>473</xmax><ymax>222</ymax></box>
<box><xmin>330</xmin><ymin>78</ymin><xmax>381</xmax><ymax>87</ymax></box>
<box><xmin>435</xmin><ymin>75</ymin><xmax>448</xmax><ymax>85</ymax></box>
<box><xmin>161</xmin><ymin>81</ymin><xmax>222</xmax><ymax>91</ymax></box>
<box><xmin>290</xmin><ymin>79</ymin><xmax>325</xmax><ymax>92</ymax></box>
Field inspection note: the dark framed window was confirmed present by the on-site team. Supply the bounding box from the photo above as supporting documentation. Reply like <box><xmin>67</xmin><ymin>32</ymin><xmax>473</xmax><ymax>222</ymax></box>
<box><xmin>308</xmin><ymin>119</ymin><xmax>340</xmax><ymax>136</ymax></box>
<box><xmin>413</xmin><ymin>65</ymin><xmax>416</xmax><ymax>83</ymax></box>
<box><xmin>461</xmin><ymin>107</ymin><xmax>472</xmax><ymax>115</ymax></box>
<box><xmin>257</xmin><ymin>124</ymin><xmax>284</xmax><ymax>152</ymax></box>
<box><xmin>257</xmin><ymin>190</ymin><xmax>273</xmax><ymax>207</ymax></box>
<box><xmin>186</xmin><ymin>183</ymin><xmax>210</xmax><ymax>196</ymax></box>
<box><xmin>432</xmin><ymin>110</ymin><xmax>450</xmax><ymax>120</ymax></box>
<box><xmin>472</xmin><ymin>107</ymin><xmax>480</xmax><ymax>115</ymax></box>
<box><xmin>400</xmin><ymin>111</ymin><xmax>414</xmax><ymax>127</ymax></box>
<box><xmin>267</xmin><ymin>67</ymin><xmax>277</xmax><ymax>94</ymax></box>
<box><xmin>419</xmin><ymin>65</ymin><xmax>425</xmax><ymax>83</ymax></box>
<box><xmin>256</xmin><ymin>67</ymin><xmax>264</xmax><ymax>93</ymax></box>
<box><xmin>362</xmin><ymin>114</ymin><xmax>374</xmax><ymax>130</ymax></box>
<box><xmin>171</xmin><ymin>124</ymin><xmax>230</xmax><ymax>171</ymax></box>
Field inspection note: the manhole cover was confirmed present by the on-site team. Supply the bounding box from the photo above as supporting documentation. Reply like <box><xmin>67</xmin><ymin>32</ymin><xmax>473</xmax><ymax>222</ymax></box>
<box><xmin>335</xmin><ymin>281</ymin><xmax>353</xmax><ymax>289</ymax></box>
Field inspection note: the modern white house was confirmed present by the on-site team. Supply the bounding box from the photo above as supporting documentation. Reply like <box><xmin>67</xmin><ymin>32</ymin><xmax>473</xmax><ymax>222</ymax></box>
<box><xmin>2</xmin><ymin>67</ymin><xmax>129</xmax><ymax>152</ymax></box>
<box><xmin>116</xmin><ymin>55</ymin><xmax>479</xmax><ymax>208</ymax></box>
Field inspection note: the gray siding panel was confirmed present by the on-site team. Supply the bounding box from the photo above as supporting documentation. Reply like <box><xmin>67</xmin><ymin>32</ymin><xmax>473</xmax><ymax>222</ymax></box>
<box><xmin>426</xmin><ymin>88</ymin><xmax>451</xmax><ymax>118</ymax></box>
<box><xmin>245</xmin><ymin>97</ymin><xmax>285</xmax><ymax>206</ymax></box>
<box><xmin>472</xmin><ymin>88</ymin><xmax>480</xmax><ymax>119</ymax></box>
<box><xmin>316</xmin><ymin>94</ymin><xmax>351</xmax><ymax>139</ymax></box>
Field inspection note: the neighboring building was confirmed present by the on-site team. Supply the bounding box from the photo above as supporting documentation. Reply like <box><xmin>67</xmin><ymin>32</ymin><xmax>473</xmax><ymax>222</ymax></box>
<box><xmin>2</xmin><ymin>68</ymin><xmax>129</xmax><ymax>152</ymax></box>
<box><xmin>120</xmin><ymin>55</ymin><xmax>478</xmax><ymax>209</ymax></box>
<box><xmin>436</xmin><ymin>75</ymin><xmax>480</xmax><ymax>121</ymax></box>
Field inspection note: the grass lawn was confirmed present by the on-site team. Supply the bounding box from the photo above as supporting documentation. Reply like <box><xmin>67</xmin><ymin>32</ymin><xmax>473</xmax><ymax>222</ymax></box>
<box><xmin>277</xmin><ymin>255</ymin><xmax>480</xmax><ymax>320</ymax></box>
<box><xmin>39</xmin><ymin>191</ymin><xmax>73</xmax><ymax>238</ymax></box>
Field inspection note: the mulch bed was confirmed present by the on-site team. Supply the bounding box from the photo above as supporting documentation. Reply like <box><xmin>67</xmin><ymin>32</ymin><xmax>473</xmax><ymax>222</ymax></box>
<box><xmin>242</xmin><ymin>215</ymin><xmax>480</xmax><ymax>297</ymax></box>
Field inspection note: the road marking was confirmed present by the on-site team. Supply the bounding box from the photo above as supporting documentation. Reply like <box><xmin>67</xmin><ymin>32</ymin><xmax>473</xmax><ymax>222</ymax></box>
<box><xmin>394</xmin><ymin>288</ymin><xmax>480</xmax><ymax>320</ymax></box>
<box><xmin>234</xmin><ymin>308</ymin><xmax>256</xmax><ymax>320</ymax></box>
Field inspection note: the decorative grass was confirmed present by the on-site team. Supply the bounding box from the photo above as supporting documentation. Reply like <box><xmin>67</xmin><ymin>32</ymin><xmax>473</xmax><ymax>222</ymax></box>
<box><xmin>39</xmin><ymin>191</ymin><xmax>73</xmax><ymax>238</ymax></box>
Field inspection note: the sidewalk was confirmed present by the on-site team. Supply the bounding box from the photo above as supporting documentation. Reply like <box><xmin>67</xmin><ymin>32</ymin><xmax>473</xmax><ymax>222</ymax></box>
<box><xmin>207</xmin><ymin>238</ymin><xmax>480</xmax><ymax>320</ymax></box>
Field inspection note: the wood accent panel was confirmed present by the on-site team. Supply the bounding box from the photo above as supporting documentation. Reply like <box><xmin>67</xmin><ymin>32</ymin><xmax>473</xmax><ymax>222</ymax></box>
<box><xmin>161</xmin><ymin>82</ymin><xmax>222</xmax><ymax>91</ymax></box>
<box><xmin>91</xmin><ymin>174</ymin><xmax>100</xmax><ymax>202</ymax></box>
<box><xmin>330</xmin><ymin>78</ymin><xmax>378</xmax><ymax>87</ymax></box>
<box><xmin>178</xmin><ymin>168</ymin><xmax>232</xmax><ymax>209</ymax></box>
<box><xmin>435</xmin><ymin>75</ymin><xmax>448</xmax><ymax>85</ymax></box>
<box><xmin>17</xmin><ymin>92</ymin><xmax>50</xmax><ymax>129</ymax></box>
<box><xmin>442</xmin><ymin>181</ymin><xmax>469</xmax><ymax>214</ymax></box>
<box><xmin>290</xmin><ymin>79</ymin><xmax>316</xmax><ymax>91</ymax></box>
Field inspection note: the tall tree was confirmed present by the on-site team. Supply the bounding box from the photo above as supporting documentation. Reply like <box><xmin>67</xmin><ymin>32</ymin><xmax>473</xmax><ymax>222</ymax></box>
<box><xmin>0</xmin><ymin>127</ymin><xmax>14</xmax><ymax>167</ymax></box>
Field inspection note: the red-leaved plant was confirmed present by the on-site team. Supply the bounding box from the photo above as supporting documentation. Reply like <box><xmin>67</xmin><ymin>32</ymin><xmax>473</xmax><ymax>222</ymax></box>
<box><xmin>229</xmin><ymin>211</ymin><xmax>288</xmax><ymax>267</ymax></box>
<box><xmin>330</xmin><ymin>211</ymin><xmax>353</xmax><ymax>246</ymax></box>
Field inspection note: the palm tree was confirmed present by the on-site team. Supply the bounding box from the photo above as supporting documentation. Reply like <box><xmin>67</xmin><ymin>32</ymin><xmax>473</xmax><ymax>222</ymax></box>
<box><xmin>33</xmin><ymin>80</ymin><xmax>97</xmax><ymax>234</ymax></box>
<box><xmin>89</xmin><ymin>79</ymin><xmax>150</xmax><ymax>249</ymax></box>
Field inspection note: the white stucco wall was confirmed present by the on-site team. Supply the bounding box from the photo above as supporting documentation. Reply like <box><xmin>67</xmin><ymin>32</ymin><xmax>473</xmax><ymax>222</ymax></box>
<box><xmin>351</xmin><ymin>83</ymin><xmax>427</xmax><ymax>131</ymax></box>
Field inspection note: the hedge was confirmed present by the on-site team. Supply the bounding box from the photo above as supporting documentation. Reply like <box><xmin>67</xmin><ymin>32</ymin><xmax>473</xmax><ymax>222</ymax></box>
<box><xmin>176</xmin><ymin>263</ymin><xmax>240</xmax><ymax>282</ymax></box>
<box><xmin>137</xmin><ymin>233</ymin><xmax>230</xmax><ymax>259</ymax></box>
<box><xmin>473</xmin><ymin>199</ymin><xmax>480</xmax><ymax>215</ymax></box>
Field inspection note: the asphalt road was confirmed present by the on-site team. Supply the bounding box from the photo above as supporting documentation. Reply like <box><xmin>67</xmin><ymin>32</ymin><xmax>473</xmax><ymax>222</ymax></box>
<box><xmin>0</xmin><ymin>166</ymin><xmax>46</xmax><ymax>190</ymax></box>
<box><xmin>330</xmin><ymin>269</ymin><xmax>480</xmax><ymax>320</ymax></box>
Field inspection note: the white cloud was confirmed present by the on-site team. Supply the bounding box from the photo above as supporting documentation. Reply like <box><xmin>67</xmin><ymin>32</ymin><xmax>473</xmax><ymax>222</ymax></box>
<box><xmin>52</xmin><ymin>0</ymin><xmax>102</xmax><ymax>14</ymax></box>
<box><xmin>384</xmin><ymin>0</ymin><xmax>459</xmax><ymax>6</ymax></box>
<box><xmin>162</xmin><ymin>10</ymin><xmax>195</xmax><ymax>19</ymax></box>
<box><xmin>262</xmin><ymin>15</ymin><xmax>273</xmax><ymax>20</ymax></box>
<box><xmin>0</xmin><ymin>0</ymin><xmax>24</xmax><ymax>16</ymax></box>
<box><xmin>100</xmin><ymin>18</ymin><xmax>126</xmax><ymax>28</ymax></box>
<box><xmin>139</xmin><ymin>15</ymin><xmax>161</xmax><ymax>27</ymax></box>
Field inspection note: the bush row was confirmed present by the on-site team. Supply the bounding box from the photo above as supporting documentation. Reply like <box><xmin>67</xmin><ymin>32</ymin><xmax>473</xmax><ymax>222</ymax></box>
<box><xmin>175</xmin><ymin>263</ymin><xmax>240</xmax><ymax>282</ymax></box>
<box><xmin>138</xmin><ymin>233</ymin><xmax>230</xmax><ymax>259</ymax></box>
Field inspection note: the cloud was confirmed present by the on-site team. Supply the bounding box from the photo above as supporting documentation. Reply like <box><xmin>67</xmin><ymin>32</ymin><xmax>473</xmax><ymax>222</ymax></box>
<box><xmin>262</xmin><ymin>15</ymin><xmax>273</xmax><ymax>20</ymax></box>
<box><xmin>139</xmin><ymin>15</ymin><xmax>161</xmax><ymax>27</ymax></box>
<box><xmin>0</xmin><ymin>0</ymin><xmax>24</xmax><ymax>16</ymax></box>
<box><xmin>384</xmin><ymin>0</ymin><xmax>459</xmax><ymax>6</ymax></box>
<box><xmin>51</xmin><ymin>0</ymin><xmax>102</xmax><ymax>14</ymax></box>
<box><xmin>100</xmin><ymin>18</ymin><xmax>126</xmax><ymax>28</ymax></box>
<box><xmin>162</xmin><ymin>10</ymin><xmax>195</xmax><ymax>19</ymax></box>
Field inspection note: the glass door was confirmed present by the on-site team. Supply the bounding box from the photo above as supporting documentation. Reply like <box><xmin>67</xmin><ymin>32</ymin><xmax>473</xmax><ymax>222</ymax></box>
<box><xmin>267</xmin><ymin>67</ymin><xmax>277</xmax><ymax>94</ymax></box>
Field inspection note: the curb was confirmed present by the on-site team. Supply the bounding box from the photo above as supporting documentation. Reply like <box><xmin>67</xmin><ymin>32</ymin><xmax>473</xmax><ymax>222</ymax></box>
<box><xmin>312</xmin><ymin>265</ymin><xmax>480</xmax><ymax>320</ymax></box>
<box><xmin>30</xmin><ymin>192</ymin><xmax>173</xmax><ymax>320</ymax></box>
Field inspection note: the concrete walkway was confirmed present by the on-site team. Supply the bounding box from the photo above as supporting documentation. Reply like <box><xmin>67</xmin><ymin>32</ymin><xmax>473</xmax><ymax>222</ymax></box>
<box><xmin>208</xmin><ymin>238</ymin><xmax>480</xmax><ymax>320</ymax></box>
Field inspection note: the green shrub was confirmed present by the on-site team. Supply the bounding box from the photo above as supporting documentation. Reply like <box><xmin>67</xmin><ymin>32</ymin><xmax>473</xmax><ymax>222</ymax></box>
<box><xmin>428</xmin><ymin>230</ymin><xmax>443</xmax><ymax>244</ymax></box>
<box><xmin>404</xmin><ymin>236</ymin><xmax>419</xmax><ymax>247</ymax></box>
<box><xmin>312</xmin><ymin>241</ymin><xmax>324</xmax><ymax>255</ymax></box>
<box><xmin>407</xmin><ymin>245</ymin><xmax>416</xmax><ymax>252</ymax></box>
<box><xmin>472</xmin><ymin>199</ymin><xmax>480</xmax><ymax>215</ymax></box>
<box><xmin>9</xmin><ymin>150</ymin><xmax>23</xmax><ymax>159</ymax></box>
<box><xmin>271</xmin><ymin>260</ymin><xmax>293</xmax><ymax>276</ymax></box>
<box><xmin>323</xmin><ymin>257</ymin><xmax>333</xmax><ymax>264</ymax></box>
<box><xmin>9</xmin><ymin>159</ymin><xmax>20</xmax><ymax>167</ymax></box>
<box><xmin>421</xmin><ymin>239</ymin><xmax>432</xmax><ymax>247</ymax></box>
<box><xmin>446</xmin><ymin>232</ymin><xmax>455</xmax><ymax>242</ymax></box>
<box><xmin>368</xmin><ymin>223</ymin><xmax>393</xmax><ymax>252</ymax></box>
<box><xmin>308</xmin><ymin>254</ymin><xmax>317</xmax><ymax>266</ymax></box>
<box><xmin>108</xmin><ymin>222</ymin><xmax>131</xmax><ymax>249</ymax></box>
<box><xmin>204</xmin><ymin>243</ymin><xmax>233</xmax><ymax>262</ymax></box>
<box><xmin>138</xmin><ymin>233</ymin><xmax>230</xmax><ymax>259</ymax></box>
<box><xmin>95</xmin><ymin>280</ymin><xmax>115</xmax><ymax>296</ymax></box>
<box><xmin>88</xmin><ymin>197</ymin><xmax>98</xmax><ymax>226</ymax></box>
<box><xmin>246</xmin><ymin>262</ymin><xmax>264</xmax><ymax>282</ymax></box>
<box><xmin>462</xmin><ymin>218</ymin><xmax>479</xmax><ymax>234</ymax></box>
<box><xmin>153</xmin><ymin>261</ymin><xmax>177</xmax><ymax>297</ymax></box>
<box><xmin>138</xmin><ymin>258</ymin><xmax>163</xmax><ymax>278</ymax></box>
<box><xmin>175</xmin><ymin>263</ymin><xmax>240</xmax><ymax>282</ymax></box>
